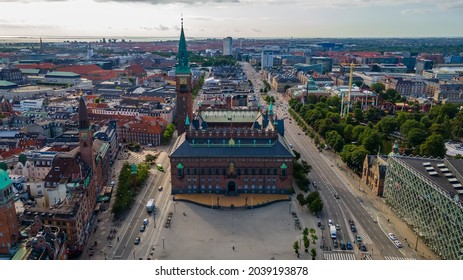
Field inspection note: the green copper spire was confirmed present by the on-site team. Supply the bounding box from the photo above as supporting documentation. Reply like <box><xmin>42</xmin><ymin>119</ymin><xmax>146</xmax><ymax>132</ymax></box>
<box><xmin>269</xmin><ymin>100</ymin><xmax>273</xmax><ymax>115</ymax></box>
<box><xmin>176</xmin><ymin>17</ymin><xmax>191</xmax><ymax>75</ymax></box>
<box><xmin>185</xmin><ymin>115</ymin><xmax>190</xmax><ymax>126</ymax></box>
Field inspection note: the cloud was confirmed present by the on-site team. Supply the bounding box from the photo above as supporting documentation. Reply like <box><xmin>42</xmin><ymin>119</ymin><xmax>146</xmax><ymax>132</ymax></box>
<box><xmin>93</xmin><ymin>0</ymin><xmax>240</xmax><ymax>4</ymax></box>
<box><xmin>401</xmin><ymin>8</ymin><xmax>433</xmax><ymax>15</ymax></box>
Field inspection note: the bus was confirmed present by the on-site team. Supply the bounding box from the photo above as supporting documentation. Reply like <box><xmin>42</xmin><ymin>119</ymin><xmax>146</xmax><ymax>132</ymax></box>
<box><xmin>330</xmin><ymin>225</ymin><xmax>337</xmax><ymax>239</ymax></box>
<box><xmin>146</xmin><ymin>199</ymin><xmax>155</xmax><ymax>213</ymax></box>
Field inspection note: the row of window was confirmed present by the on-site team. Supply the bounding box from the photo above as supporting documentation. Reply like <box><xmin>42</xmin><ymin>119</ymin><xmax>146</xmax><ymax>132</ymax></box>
<box><xmin>182</xmin><ymin>168</ymin><xmax>283</xmax><ymax>176</ymax></box>
<box><xmin>186</xmin><ymin>185</ymin><xmax>277</xmax><ymax>189</ymax></box>
<box><xmin>186</xmin><ymin>177</ymin><xmax>278</xmax><ymax>183</ymax></box>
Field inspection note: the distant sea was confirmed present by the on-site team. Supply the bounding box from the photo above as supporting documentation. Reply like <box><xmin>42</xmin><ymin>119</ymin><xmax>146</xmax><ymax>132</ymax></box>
<box><xmin>0</xmin><ymin>35</ymin><xmax>194</xmax><ymax>43</ymax></box>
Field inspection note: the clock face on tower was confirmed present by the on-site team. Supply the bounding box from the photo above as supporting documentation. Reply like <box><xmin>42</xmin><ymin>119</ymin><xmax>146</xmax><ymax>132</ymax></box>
<box><xmin>179</xmin><ymin>77</ymin><xmax>187</xmax><ymax>85</ymax></box>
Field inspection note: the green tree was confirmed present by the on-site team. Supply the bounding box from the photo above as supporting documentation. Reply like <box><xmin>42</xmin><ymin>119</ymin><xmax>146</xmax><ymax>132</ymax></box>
<box><xmin>310</xmin><ymin>248</ymin><xmax>317</xmax><ymax>260</ymax></box>
<box><xmin>293</xmin><ymin>241</ymin><xmax>300</xmax><ymax>255</ymax></box>
<box><xmin>370</xmin><ymin>83</ymin><xmax>385</xmax><ymax>94</ymax></box>
<box><xmin>303</xmin><ymin>235</ymin><xmax>310</xmax><ymax>253</ymax></box>
<box><xmin>406</xmin><ymin>128</ymin><xmax>426</xmax><ymax>150</ymax></box>
<box><xmin>19</xmin><ymin>154</ymin><xmax>28</xmax><ymax>165</ymax></box>
<box><xmin>326</xmin><ymin>130</ymin><xmax>345</xmax><ymax>152</ymax></box>
<box><xmin>420</xmin><ymin>134</ymin><xmax>446</xmax><ymax>158</ymax></box>
<box><xmin>308</xmin><ymin>197</ymin><xmax>324</xmax><ymax>214</ymax></box>
<box><xmin>377</xmin><ymin>116</ymin><xmax>399</xmax><ymax>136</ymax></box>
<box><xmin>400</xmin><ymin>119</ymin><xmax>424</xmax><ymax>139</ymax></box>
<box><xmin>0</xmin><ymin>162</ymin><xmax>7</xmax><ymax>171</ymax></box>
<box><xmin>296</xmin><ymin>193</ymin><xmax>306</xmax><ymax>206</ymax></box>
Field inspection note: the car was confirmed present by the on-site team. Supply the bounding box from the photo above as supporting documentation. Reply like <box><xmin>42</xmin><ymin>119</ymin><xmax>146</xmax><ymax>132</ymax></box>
<box><xmin>335</xmin><ymin>224</ymin><xmax>341</xmax><ymax>230</ymax></box>
<box><xmin>333</xmin><ymin>239</ymin><xmax>339</xmax><ymax>248</ymax></box>
<box><xmin>143</xmin><ymin>218</ymin><xmax>149</xmax><ymax>225</ymax></box>
<box><xmin>394</xmin><ymin>240</ymin><xmax>403</xmax><ymax>248</ymax></box>
<box><xmin>388</xmin><ymin>233</ymin><xmax>397</xmax><ymax>241</ymax></box>
<box><xmin>348</xmin><ymin>219</ymin><xmax>355</xmax><ymax>226</ymax></box>
<box><xmin>134</xmin><ymin>237</ymin><xmax>141</xmax><ymax>245</ymax></box>
<box><xmin>351</xmin><ymin>225</ymin><xmax>357</xmax><ymax>232</ymax></box>
<box><xmin>356</xmin><ymin>235</ymin><xmax>362</xmax><ymax>243</ymax></box>
<box><xmin>340</xmin><ymin>240</ymin><xmax>346</xmax><ymax>250</ymax></box>
<box><xmin>158</xmin><ymin>186</ymin><xmax>163</xmax><ymax>191</ymax></box>
<box><xmin>359</xmin><ymin>243</ymin><xmax>367</xmax><ymax>252</ymax></box>
<box><xmin>328</xmin><ymin>219</ymin><xmax>333</xmax><ymax>226</ymax></box>
<box><xmin>346</xmin><ymin>241</ymin><xmax>353</xmax><ymax>250</ymax></box>
<box><xmin>140</xmin><ymin>225</ymin><xmax>146</xmax><ymax>232</ymax></box>
<box><xmin>334</xmin><ymin>193</ymin><xmax>340</xmax><ymax>199</ymax></box>
<box><xmin>297</xmin><ymin>132</ymin><xmax>301</xmax><ymax>135</ymax></box>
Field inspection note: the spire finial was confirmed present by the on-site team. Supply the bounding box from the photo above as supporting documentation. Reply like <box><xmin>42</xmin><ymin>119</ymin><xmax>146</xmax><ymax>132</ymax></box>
<box><xmin>181</xmin><ymin>14</ymin><xmax>183</xmax><ymax>28</ymax></box>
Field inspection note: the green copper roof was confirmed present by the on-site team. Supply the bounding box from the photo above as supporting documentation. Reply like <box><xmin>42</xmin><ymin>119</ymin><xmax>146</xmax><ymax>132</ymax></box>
<box><xmin>280</xmin><ymin>163</ymin><xmax>288</xmax><ymax>169</ymax></box>
<box><xmin>0</xmin><ymin>169</ymin><xmax>12</xmax><ymax>190</ymax></box>
<box><xmin>175</xmin><ymin>19</ymin><xmax>191</xmax><ymax>75</ymax></box>
<box><xmin>185</xmin><ymin>115</ymin><xmax>190</xmax><ymax>126</ymax></box>
<box><xmin>177</xmin><ymin>163</ymin><xmax>184</xmax><ymax>169</ymax></box>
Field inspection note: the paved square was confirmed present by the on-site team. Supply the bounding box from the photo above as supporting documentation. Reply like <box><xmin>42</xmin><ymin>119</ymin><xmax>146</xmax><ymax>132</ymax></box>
<box><xmin>151</xmin><ymin>201</ymin><xmax>308</xmax><ymax>260</ymax></box>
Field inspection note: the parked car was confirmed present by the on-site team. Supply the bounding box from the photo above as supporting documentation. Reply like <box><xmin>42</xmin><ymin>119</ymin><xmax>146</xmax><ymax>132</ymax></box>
<box><xmin>134</xmin><ymin>237</ymin><xmax>141</xmax><ymax>245</ymax></box>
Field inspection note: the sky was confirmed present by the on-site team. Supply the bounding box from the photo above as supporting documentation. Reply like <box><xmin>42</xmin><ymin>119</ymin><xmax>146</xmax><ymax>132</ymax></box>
<box><xmin>1</xmin><ymin>0</ymin><xmax>463</xmax><ymax>39</ymax></box>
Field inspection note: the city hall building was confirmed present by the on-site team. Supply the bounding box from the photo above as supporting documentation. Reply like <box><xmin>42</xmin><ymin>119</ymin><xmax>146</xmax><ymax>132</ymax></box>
<box><xmin>169</xmin><ymin>21</ymin><xmax>294</xmax><ymax>195</ymax></box>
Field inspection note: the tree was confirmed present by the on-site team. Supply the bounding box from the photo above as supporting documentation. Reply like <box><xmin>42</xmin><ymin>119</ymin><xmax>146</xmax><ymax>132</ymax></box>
<box><xmin>19</xmin><ymin>154</ymin><xmax>27</xmax><ymax>165</ymax></box>
<box><xmin>308</xmin><ymin>197</ymin><xmax>324</xmax><ymax>214</ymax></box>
<box><xmin>303</xmin><ymin>227</ymin><xmax>309</xmax><ymax>236</ymax></box>
<box><xmin>296</xmin><ymin>193</ymin><xmax>306</xmax><ymax>206</ymax></box>
<box><xmin>406</xmin><ymin>128</ymin><xmax>426</xmax><ymax>149</ymax></box>
<box><xmin>293</xmin><ymin>241</ymin><xmax>300</xmax><ymax>255</ymax></box>
<box><xmin>420</xmin><ymin>134</ymin><xmax>446</xmax><ymax>158</ymax></box>
<box><xmin>326</xmin><ymin>130</ymin><xmax>345</xmax><ymax>152</ymax></box>
<box><xmin>303</xmin><ymin>235</ymin><xmax>310</xmax><ymax>253</ymax></box>
<box><xmin>370</xmin><ymin>83</ymin><xmax>385</xmax><ymax>94</ymax></box>
<box><xmin>310</xmin><ymin>248</ymin><xmax>317</xmax><ymax>260</ymax></box>
<box><xmin>0</xmin><ymin>162</ymin><xmax>7</xmax><ymax>171</ymax></box>
<box><xmin>377</xmin><ymin>116</ymin><xmax>399</xmax><ymax>136</ymax></box>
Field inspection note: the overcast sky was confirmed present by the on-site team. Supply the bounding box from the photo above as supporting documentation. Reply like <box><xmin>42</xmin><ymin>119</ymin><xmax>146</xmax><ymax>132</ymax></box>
<box><xmin>1</xmin><ymin>0</ymin><xmax>462</xmax><ymax>39</ymax></box>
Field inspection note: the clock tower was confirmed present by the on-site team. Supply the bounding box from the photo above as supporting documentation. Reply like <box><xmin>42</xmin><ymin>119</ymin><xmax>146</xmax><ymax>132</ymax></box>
<box><xmin>78</xmin><ymin>95</ymin><xmax>94</xmax><ymax>169</ymax></box>
<box><xmin>175</xmin><ymin>17</ymin><xmax>192</xmax><ymax>136</ymax></box>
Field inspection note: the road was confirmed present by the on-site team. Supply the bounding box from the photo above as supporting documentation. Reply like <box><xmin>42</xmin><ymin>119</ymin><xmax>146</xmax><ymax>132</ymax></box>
<box><xmin>109</xmin><ymin>141</ymin><xmax>177</xmax><ymax>260</ymax></box>
<box><xmin>241</xmin><ymin>61</ymin><xmax>421</xmax><ymax>260</ymax></box>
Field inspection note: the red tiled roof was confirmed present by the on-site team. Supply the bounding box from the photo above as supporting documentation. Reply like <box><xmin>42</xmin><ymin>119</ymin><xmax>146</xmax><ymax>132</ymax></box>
<box><xmin>55</xmin><ymin>64</ymin><xmax>102</xmax><ymax>75</ymax></box>
<box><xmin>14</xmin><ymin>63</ymin><xmax>55</xmax><ymax>70</ymax></box>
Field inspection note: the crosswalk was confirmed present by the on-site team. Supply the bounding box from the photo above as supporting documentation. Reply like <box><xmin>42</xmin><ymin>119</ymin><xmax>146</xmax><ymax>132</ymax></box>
<box><xmin>354</xmin><ymin>224</ymin><xmax>373</xmax><ymax>245</ymax></box>
<box><xmin>384</xmin><ymin>256</ymin><xmax>416</xmax><ymax>260</ymax></box>
<box><xmin>323</xmin><ymin>252</ymin><xmax>356</xmax><ymax>260</ymax></box>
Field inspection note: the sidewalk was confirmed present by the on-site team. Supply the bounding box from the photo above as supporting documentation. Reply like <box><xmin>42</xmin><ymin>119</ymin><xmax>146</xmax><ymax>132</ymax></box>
<box><xmin>323</xmin><ymin>149</ymin><xmax>438</xmax><ymax>260</ymax></box>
